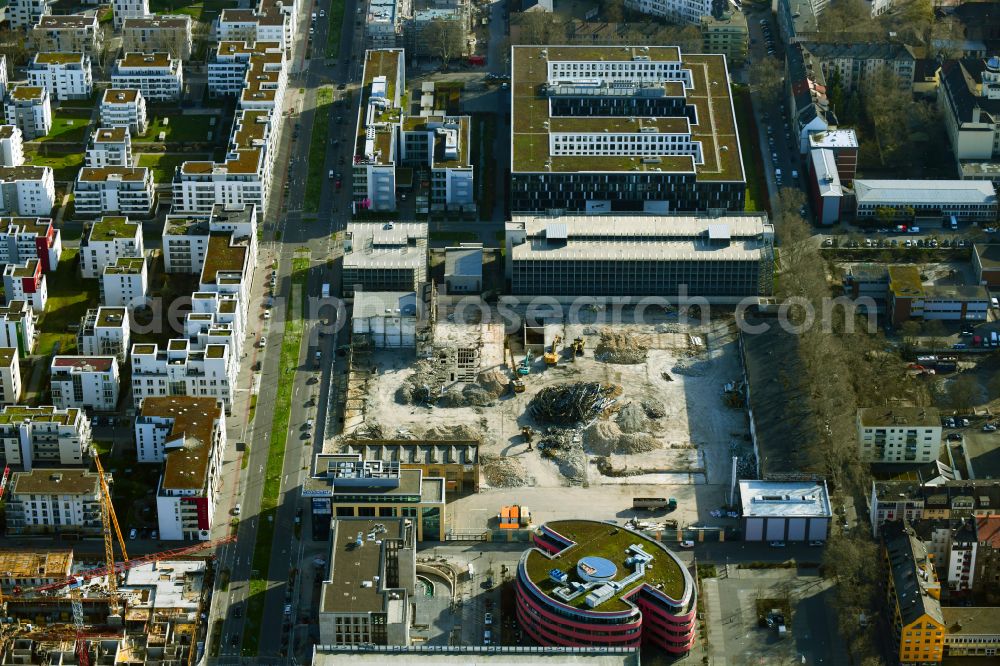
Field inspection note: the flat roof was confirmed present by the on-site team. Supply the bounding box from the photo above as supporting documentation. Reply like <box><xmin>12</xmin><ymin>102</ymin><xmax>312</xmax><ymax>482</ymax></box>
<box><xmin>924</xmin><ymin>283</ymin><xmax>990</xmax><ymax>301</ymax></box>
<box><xmin>92</xmin><ymin>127</ymin><xmax>128</xmax><ymax>143</ymax></box>
<box><xmin>88</xmin><ymin>215</ymin><xmax>138</xmax><ymax>242</ymax></box>
<box><xmin>35</xmin><ymin>14</ymin><xmax>97</xmax><ymax>28</ymax></box>
<box><xmin>139</xmin><ymin>396</ymin><xmax>223</xmax><ymax>491</ymax></box>
<box><xmin>78</xmin><ymin>167</ymin><xmax>148</xmax><ymax>183</ymax></box>
<box><xmin>96</xmin><ymin>306</ymin><xmax>127</xmax><ymax>328</ymax></box>
<box><xmin>0</xmin><ymin>405</ymin><xmax>81</xmax><ymax>426</ymax></box>
<box><xmin>103</xmin><ymin>89</ymin><xmax>139</xmax><ymax>104</ymax></box>
<box><xmin>312</xmin><ymin>649</ymin><xmax>639</xmax><ymax>665</ymax></box>
<box><xmin>0</xmin><ymin>550</ymin><xmax>73</xmax><ymax>580</ymax></box>
<box><xmin>118</xmin><ymin>52</ymin><xmax>174</xmax><ymax>69</ymax></box>
<box><xmin>345</xmin><ymin>222</ymin><xmax>428</xmax><ymax>271</ymax></box>
<box><xmin>974</xmin><ymin>243</ymin><xmax>1000</xmax><ymax>270</ymax></box>
<box><xmin>321</xmin><ymin>518</ymin><xmax>409</xmax><ymax>614</ymax></box>
<box><xmin>942</xmin><ymin>606</ymin><xmax>1000</xmax><ymax>636</ymax></box>
<box><xmin>0</xmin><ymin>347</ymin><xmax>15</xmax><ymax>366</ymax></box>
<box><xmin>343</xmin><ymin>440</ymin><xmax>480</xmax><ymax>465</ymax></box>
<box><xmin>104</xmin><ymin>257</ymin><xmax>145</xmax><ymax>274</ymax></box>
<box><xmin>444</xmin><ymin>245</ymin><xmax>483</xmax><ymax>278</ymax></box>
<box><xmin>858</xmin><ymin>407</ymin><xmax>941</xmax><ymax>428</ymax></box>
<box><xmin>10</xmin><ymin>469</ymin><xmax>98</xmax><ymax>496</ymax></box>
<box><xmin>9</xmin><ymin>86</ymin><xmax>45</xmax><ymax>102</ymax></box>
<box><xmin>33</xmin><ymin>52</ymin><xmax>86</xmax><ymax>66</ymax></box>
<box><xmin>353</xmin><ymin>291</ymin><xmax>418</xmax><ymax>319</ymax></box>
<box><xmin>122</xmin><ymin>560</ymin><xmax>205</xmax><ymax>611</ymax></box>
<box><xmin>51</xmin><ymin>356</ymin><xmax>116</xmax><ymax>373</ymax></box>
<box><xmin>810</xmin><ymin>148</ymin><xmax>843</xmax><ymax>197</ymax></box>
<box><xmin>356</xmin><ymin>49</ymin><xmax>404</xmax><ymax>167</ymax></box>
<box><xmin>739</xmin><ymin>480</ymin><xmax>832</xmax><ymax>518</ymax></box>
<box><xmin>201</xmin><ymin>233</ymin><xmax>248</xmax><ymax>285</ymax></box>
<box><xmin>888</xmin><ymin>265</ymin><xmax>923</xmax><ymax>298</ymax></box>
<box><xmin>122</xmin><ymin>16</ymin><xmax>191</xmax><ymax>29</ymax></box>
<box><xmin>807</xmin><ymin>129</ymin><xmax>858</xmax><ymax>149</ymax></box>
<box><xmin>855</xmin><ymin>179</ymin><xmax>998</xmax><ymax>205</ymax></box>
<box><xmin>510</xmin><ymin>46</ymin><xmax>743</xmax><ymax>182</ymax></box>
<box><xmin>0</xmin><ymin>217</ymin><xmax>52</xmax><ymax>236</ymax></box>
<box><xmin>523</xmin><ymin>519</ymin><xmax>691</xmax><ymax>613</ymax></box>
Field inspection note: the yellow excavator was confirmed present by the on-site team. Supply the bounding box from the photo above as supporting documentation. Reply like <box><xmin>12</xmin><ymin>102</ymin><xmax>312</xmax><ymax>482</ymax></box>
<box><xmin>544</xmin><ymin>335</ymin><xmax>561</xmax><ymax>366</ymax></box>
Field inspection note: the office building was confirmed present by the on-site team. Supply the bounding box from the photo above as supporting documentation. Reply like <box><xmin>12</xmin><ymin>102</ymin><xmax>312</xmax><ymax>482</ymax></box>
<box><xmin>77</xmin><ymin>306</ymin><xmax>130</xmax><ymax>362</ymax></box>
<box><xmin>0</xmin><ymin>300</ymin><xmax>36</xmax><ymax>357</ymax></box>
<box><xmin>510</xmin><ymin>46</ymin><xmax>745</xmax><ymax>214</ymax></box>
<box><xmin>100</xmin><ymin>88</ymin><xmax>149</xmax><ymax>136</ymax></box>
<box><xmin>506</xmin><ymin>214</ymin><xmax>774</xmax><ymax>298</ymax></box>
<box><xmin>0</xmin><ymin>216</ymin><xmax>61</xmax><ymax>272</ymax></box>
<box><xmin>857</xmin><ymin>407</ymin><xmax>943</xmax><ymax>464</ymax></box>
<box><xmin>29</xmin><ymin>14</ymin><xmax>99</xmax><ymax>53</ymax></box>
<box><xmin>5</xmin><ymin>86</ymin><xmax>52</xmax><ymax>140</ymax></box>
<box><xmin>973</xmin><ymin>244</ymin><xmax>1000</xmax><ymax>287</ymax></box>
<box><xmin>113</xmin><ymin>0</ymin><xmax>151</xmax><ymax>29</ymax></box>
<box><xmin>0</xmin><ymin>405</ymin><xmax>91</xmax><ymax>471</ymax></box>
<box><xmin>111</xmin><ymin>53</ymin><xmax>184</xmax><ymax>102</ymax></box>
<box><xmin>516</xmin><ymin>519</ymin><xmax>697</xmax><ymax>653</ymax></box>
<box><xmin>738</xmin><ymin>479</ymin><xmax>832</xmax><ymax>542</ymax></box>
<box><xmin>342</xmin><ymin>222</ymin><xmax>428</xmax><ymax>296</ymax></box>
<box><xmin>444</xmin><ymin>244</ymin><xmax>483</xmax><ymax>295</ymax></box>
<box><xmin>85</xmin><ymin>127</ymin><xmax>133</xmax><ymax>168</ymax></box>
<box><xmin>27</xmin><ymin>53</ymin><xmax>93</xmax><ymax>101</ymax></box>
<box><xmin>888</xmin><ymin>265</ymin><xmax>990</xmax><ymax>325</ymax></box>
<box><xmin>304</xmin><ymin>453</ymin><xmax>445</xmax><ymax>541</ymax></box>
<box><xmin>3</xmin><ymin>259</ymin><xmax>47</xmax><ymax>311</ymax></box>
<box><xmin>351</xmin><ymin>291</ymin><xmax>418</xmax><ymax>348</ymax></box>
<box><xmin>135</xmin><ymin>396</ymin><xmax>226</xmax><ymax>541</ymax></box>
<box><xmin>122</xmin><ymin>16</ymin><xmax>193</xmax><ymax>60</ymax></box>
<box><xmin>73</xmin><ymin>167</ymin><xmax>155</xmax><ymax>217</ymax></box>
<box><xmin>49</xmin><ymin>356</ymin><xmax>120</xmax><ymax>412</ymax></box>
<box><xmin>342</xmin><ymin>439</ymin><xmax>480</xmax><ymax>493</ymax></box>
<box><xmin>806</xmin><ymin>129</ymin><xmax>858</xmax><ymax>180</ymax></box>
<box><xmin>0</xmin><ymin>347</ymin><xmax>21</xmax><ymax>405</ymax></box>
<box><xmin>0</xmin><ymin>125</ymin><xmax>25</xmax><ymax>167</ymax></box>
<box><xmin>101</xmin><ymin>257</ymin><xmax>148</xmax><ymax>309</ymax></box>
<box><xmin>854</xmin><ymin>180</ymin><xmax>998</xmax><ymax>221</ymax></box>
<box><xmin>80</xmin><ymin>216</ymin><xmax>143</xmax><ymax>279</ymax></box>
<box><xmin>318</xmin><ymin>517</ymin><xmax>416</xmax><ymax>646</ymax></box>
<box><xmin>4</xmin><ymin>469</ymin><xmax>104</xmax><ymax>536</ymax></box>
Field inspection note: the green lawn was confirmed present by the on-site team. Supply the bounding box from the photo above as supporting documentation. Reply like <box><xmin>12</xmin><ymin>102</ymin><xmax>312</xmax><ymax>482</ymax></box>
<box><xmin>733</xmin><ymin>85</ymin><xmax>769</xmax><ymax>213</ymax></box>
<box><xmin>242</xmin><ymin>255</ymin><xmax>309</xmax><ymax>655</ymax></box>
<box><xmin>303</xmin><ymin>87</ymin><xmax>334</xmax><ymax>213</ymax></box>
<box><xmin>136</xmin><ymin>113</ymin><xmax>222</xmax><ymax>144</ymax></box>
<box><xmin>24</xmin><ymin>149</ymin><xmax>84</xmax><ymax>182</ymax></box>
<box><xmin>35</xmin><ymin>248</ymin><xmax>99</xmax><ymax>356</ymax></box>
<box><xmin>38</xmin><ymin>110</ymin><xmax>92</xmax><ymax>145</ymax></box>
<box><xmin>137</xmin><ymin>152</ymin><xmax>209</xmax><ymax>183</ymax></box>
<box><xmin>148</xmin><ymin>0</ymin><xmax>237</xmax><ymax>21</ymax></box>
<box><xmin>325</xmin><ymin>0</ymin><xmax>347</xmax><ymax>58</ymax></box>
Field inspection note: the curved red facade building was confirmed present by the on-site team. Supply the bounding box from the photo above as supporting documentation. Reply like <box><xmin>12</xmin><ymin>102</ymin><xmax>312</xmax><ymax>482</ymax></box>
<box><xmin>515</xmin><ymin>519</ymin><xmax>697</xmax><ymax>654</ymax></box>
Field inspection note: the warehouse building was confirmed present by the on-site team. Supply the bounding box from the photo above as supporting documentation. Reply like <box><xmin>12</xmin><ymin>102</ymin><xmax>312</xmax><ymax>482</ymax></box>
<box><xmin>342</xmin><ymin>222</ymin><xmax>427</xmax><ymax>297</ymax></box>
<box><xmin>738</xmin><ymin>479</ymin><xmax>832</xmax><ymax>542</ymax></box>
<box><xmin>505</xmin><ymin>214</ymin><xmax>773</xmax><ymax>299</ymax></box>
<box><xmin>510</xmin><ymin>45</ymin><xmax>745</xmax><ymax>214</ymax></box>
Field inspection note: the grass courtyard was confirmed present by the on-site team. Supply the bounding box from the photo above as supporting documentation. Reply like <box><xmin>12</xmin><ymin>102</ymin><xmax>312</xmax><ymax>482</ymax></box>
<box><xmin>24</xmin><ymin>148</ymin><xmax>84</xmax><ymax>182</ymax></box>
<box><xmin>38</xmin><ymin>109</ymin><xmax>93</xmax><ymax>145</ymax></box>
<box><xmin>137</xmin><ymin>152</ymin><xmax>211</xmax><ymax>183</ymax></box>
<box><xmin>35</xmin><ymin>247</ymin><xmax>99</xmax><ymax>356</ymax></box>
<box><xmin>137</xmin><ymin>113</ymin><xmax>223</xmax><ymax>144</ymax></box>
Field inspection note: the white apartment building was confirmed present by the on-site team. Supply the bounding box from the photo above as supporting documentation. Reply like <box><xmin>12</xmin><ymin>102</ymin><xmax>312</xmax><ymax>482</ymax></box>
<box><xmin>0</xmin><ymin>125</ymin><xmax>24</xmax><ymax>167</ymax></box>
<box><xmin>5</xmin><ymin>86</ymin><xmax>51</xmax><ymax>140</ymax></box>
<box><xmin>0</xmin><ymin>347</ymin><xmax>21</xmax><ymax>405</ymax></box>
<box><xmin>85</xmin><ymin>127</ymin><xmax>133</xmax><ymax>168</ymax></box>
<box><xmin>9</xmin><ymin>0</ymin><xmax>53</xmax><ymax>31</ymax></box>
<box><xmin>0</xmin><ymin>166</ymin><xmax>55</xmax><ymax>216</ymax></box>
<box><xmin>0</xmin><ymin>405</ymin><xmax>91</xmax><ymax>471</ymax></box>
<box><xmin>4</xmin><ymin>469</ymin><xmax>103</xmax><ymax>536</ymax></box>
<box><xmin>0</xmin><ymin>216</ymin><xmax>61</xmax><ymax>272</ymax></box>
<box><xmin>29</xmin><ymin>14</ymin><xmax>99</xmax><ymax>54</ymax></box>
<box><xmin>207</xmin><ymin>40</ymin><xmax>283</xmax><ymax>97</ymax></box>
<box><xmin>0</xmin><ymin>56</ymin><xmax>7</xmax><ymax>100</ymax></box>
<box><xmin>27</xmin><ymin>53</ymin><xmax>92</xmax><ymax>101</ymax></box>
<box><xmin>3</xmin><ymin>259</ymin><xmax>47</xmax><ymax>311</ymax></box>
<box><xmin>113</xmin><ymin>0</ymin><xmax>150</xmax><ymax>29</ymax></box>
<box><xmin>50</xmin><ymin>356</ymin><xmax>120</xmax><ymax>412</ymax></box>
<box><xmin>131</xmin><ymin>341</ymin><xmax>236</xmax><ymax>412</ymax></box>
<box><xmin>80</xmin><ymin>215</ymin><xmax>143</xmax><ymax>279</ymax></box>
<box><xmin>217</xmin><ymin>5</ymin><xmax>289</xmax><ymax>54</ymax></box>
<box><xmin>136</xmin><ymin>396</ymin><xmax>226</xmax><ymax>541</ymax></box>
<box><xmin>101</xmin><ymin>256</ymin><xmax>148</xmax><ymax>308</ymax></box>
<box><xmin>163</xmin><ymin>204</ymin><xmax>257</xmax><ymax>274</ymax></box>
<box><xmin>624</xmin><ymin>0</ymin><xmax>713</xmax><ymax>25</ymax></box>
<box><xmin>73</xmin><ymin>167</ymin><xmax>154</xmax><ymax>217</ymax></box>
<box><xmin>122</xmin><ymin>16</ymin><xmax>193</xmax><ymax>60</ymax></box>
<box><xmin>0</xmin><ymin>300</ymin><xmax>36</xmax><ymax>357</ymax></box>
<box><xmin>857</xmin><ymin>407</ymin><xmax>943</xmax><ymax>464</ymax></box>
<box><xmin>77</xmin><ymin>306</ymin><xmax>130</xmax><ymax>362</ymax></box>
<box><xmin>100</xmin><ymin>88</ymin><xmax>148</xmax><ymax>136</ymax></box>
<box><xmin>111</xmin><ymin>53</ymin><xmax>184</xmax><ymax>102</ymax></box>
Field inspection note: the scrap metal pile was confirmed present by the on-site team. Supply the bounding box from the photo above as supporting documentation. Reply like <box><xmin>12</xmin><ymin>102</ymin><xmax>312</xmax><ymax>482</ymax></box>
<box><xmin>529</xmin><ymin>382</ymin><xmax>622</xmax><ymax>425</ymax></box>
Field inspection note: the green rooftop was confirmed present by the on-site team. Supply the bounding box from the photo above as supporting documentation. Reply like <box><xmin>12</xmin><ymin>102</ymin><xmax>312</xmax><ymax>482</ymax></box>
<box><xmin>201</xmin><ymin>233</ymin><xmax>247</xmax><ymax>285</ymax></box>
<box><xmin>524</xmin><ymin>519</ymin><xmax>686</xmax><ymax>613</ymax></box>
<box><xmin>89</xmin><ymin>216</ymin><xmax>138</xmax><ymax>243</ymax></box>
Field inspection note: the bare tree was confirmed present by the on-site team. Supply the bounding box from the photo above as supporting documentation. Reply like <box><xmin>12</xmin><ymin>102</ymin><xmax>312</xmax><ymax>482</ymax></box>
<box><xmin>602</xmin><ymin>0</ymin><xmax>625</xmax><ymax>22</ymax></box>
<box><xmin>749</xmin><ymin>60</ymin><xmax>784</xmax><ymax>110</ymax></box>
<box><xmin>0</xmin><ymin>29</ymin><xmax>29</xmax><ymax>66</ymax></box>
<box><xmin>946</xmin><ymin>374</ymin><xmax>981</xmax><ymax>412</ymax></box>
<box><xmin>424</xmin><ymin>19</ymin><xmax>465</xmax><ymax>68</ymax></box>
<box><xmin>513</xmin><ymin>12</ymin><xmax>562</xmax><ymax>46</ymax></box>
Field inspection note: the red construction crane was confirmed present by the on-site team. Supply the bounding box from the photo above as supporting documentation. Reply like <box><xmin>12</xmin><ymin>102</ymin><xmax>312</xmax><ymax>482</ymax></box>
<box><xmin>0</xmin><ymin>464</ymin><xmax>10</xmax><ymax>501</ymax></box>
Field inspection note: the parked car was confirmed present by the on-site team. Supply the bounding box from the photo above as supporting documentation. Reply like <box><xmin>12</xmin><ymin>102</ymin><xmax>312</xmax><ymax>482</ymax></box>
<box><xmin>233</xmin><ymin>503</ymin><xmax>241</xmax><ymax>515</ymax></box>
<box><xmin>679</xmin><ymin>540</ymin><xmax>695</xmax><ymax>548</ymax></box>
<box><xmin>484</xmin><ymin>612</ymin><xmax>493</xmax><ymax>625</ymax></box>
<box><xmin>259</xmin><ymin>336</ymin><xmax>267</xmax><ymax>347</ymax></box>
<box><xmin>808</xmin><ymin>540</ymin><xmax>824</xmax><ymax>547</ymax></box>
<box><xmin>947</xmin><ymin>433</ymin><xmax>963</xmax><ymax>441</ymax></box>
<box><xmin>129</xmin><ymin>528</ymin><xmax>138</xmax><ymax>540</ymax></box>
<box><xmin>769</xmin><ymin>541</ymin><xmax>786</xmax><ymax>548</ymax></box>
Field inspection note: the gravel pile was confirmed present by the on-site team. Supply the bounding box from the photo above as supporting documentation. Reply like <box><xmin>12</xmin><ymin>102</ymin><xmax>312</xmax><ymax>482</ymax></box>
<box><xmin>594</xmin><ymin>329</ymin><xmax>648</xmax><ymax>364</ymax></box>
<box><xmin>481</xmin><ymin>455</ymin><xmax>528</xmax><ymax>487</ymax></box>
<box><xmin>642</xmin><ymin>400</ymin><xmax>666</xmax><ymax>419</ymax></box>
<box><xmin>617</xmin><ymin>433</ymin><xmax>660</xmax><ymax>453</ymax></box>
<box><xmin>477</xmin><ymin>368</ymin><xmax>509</xmax><ymax>396</ymax></box>
<box><xmin>616</xmin><ymin>402</ymin><xmax>652</xmax><ymax>434</ymax></box>
<box><xmin>585</xmin><ymin>421</ymin><xmax>662</xmax><ymax>456</ymax></box>
<box><xmin>438</xmin><ymin>384</ymin><xmax>496</xmax><ymax>407</ymax></box>
<box><xmin>395</xmin><ymin>360</ymin><xmax>436</xmax><ymax>404</ymax></box>
<box><xmin>420</xmin><ymin>424</ymin><xmax>484</xmax><ymax>442</ymax></box>
<box><xmin>539</xmin><ymin>430</ymin><xmax>587</xmax><ymax>484</ymax></box>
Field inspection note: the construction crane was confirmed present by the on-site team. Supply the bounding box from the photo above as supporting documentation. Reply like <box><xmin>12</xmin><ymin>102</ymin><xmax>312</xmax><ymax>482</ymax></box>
<box><xmin>0</xmin><ymin>464</ymin><xmax>10</xmax><ymax>501</ymax></box>
<box><xmin>92</xmin><ymin>452</ymin><xmax>128</xmax><ymax>613</ymax></box>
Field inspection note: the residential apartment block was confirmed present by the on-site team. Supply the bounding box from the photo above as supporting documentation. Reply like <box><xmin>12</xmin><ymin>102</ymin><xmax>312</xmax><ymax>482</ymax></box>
<box><xmin>405</xmin><ymin>8</ymin><xmax>467</xmax><ymax>59</ymax></box>
<box><xmin>0</xmin><ymin>347</ymin><xmax>21</xmax><ymax>405</ymax></box>
<box><xmin>135</xmin><ymin>396</ymin><xmax>226</xmax><ymax>540</ymax></box>
<box><xmin>624</xmin><ymin>0</ymin><xmax>712</xmax><ymax>25</ymax></box>
<box><xmin>342</xmin><ymin>222</ymin><xmax>428</xmax><ymax>297</ymax></box>
<box><xmin>131</xmin><ymin>341</ymin><xmax>236</xmax><ymax>411</ymax></box>
<box><xmin>854</xmin><ymin>179</ymin><xmax>998</xmax><ymax>221</ymax></box>
<box><xmin>29</xmin><ymin>14</ymin><xmax>99</xmax><ymax>54</ymax></box>
<box><xmin>101</xmin><ymin>256</ymin><xmax>148</xmax><ymax>308</ymax></box>
<box><xmin>799</xmin><ymin>42</ymin><xmax>915</xmax><ymax>93</ymax></box>
<box><xmin>73</xmin><ymin>167</ymin><xmax>155</xmax><ymax>217</ymax></box>
<box><xmin>354</xmin><ymin>49</ymin><xmax>475</xmax><ymax>213</ymax></box>
<box><xmin>49</xmin><ymin>356</ymin><xmax>120</xmax><ymax>412</ymax></box>
<box><xmin>0</xmin><ymin>217</ymin><xmax>61</xmax><ymax>272</ymax></box>
<box><xmin>857</xmin><ymin>407</ymin><xmax>943</xmax><ymax>464</ymax></box>
<box><xmin>787</xmin><ymin>44</ymin><xmax>837</xmax><ymax>152</ymax></box>
<box><xmin>3</xmin><ymin>258</ymin><xmax>47</xmax><ymax>311</ymax></box>
<box><xmin>100</xmin><ymin>88</ymin><xmax>149</xmax><ymax>136</ymax></box>
<box><xmin>883</xmin><ymin>520</ymin><xmax>946</xmax><ymax>665</ymax></box>
<box><xmin>0</xmin><ymin>405</ymin><xmax>91</xmax><ymax>470</ymax></box>
<box><xmin>701</xmin><ymin>4</ymin><xmax>748</xmax><ymax>65</ymax></box>
<box><xmin>77</xmin><ymin>307</ymin><xmax>130</xmax><ymax>362</ymax></box>
<box><xmin>940</xmin><ymin>57</ymin><xmax>1000</xmax><ymax>181</ymax></box>
<box><xmin>0</xmin><ymin>300</ymin><xmax>36</xmax><ymax>357</ymax></box>
<box><xmin>0</xmin><ymin>167</ymin><xmax>55</xmax><ymax>217</ymax></box>
<box><xmin>9</xmin><ymin>0</ymin><xmax>53</xmax><ymax>31</ymax></box>
<box><xmin>975</xmin><ymin>515</ymin><xmax>1000</xmax><ymax>604</ymax></box>
<box><xmin>111</xmin><ymin>53</ymin><xmax>184</xmax><ymax>102</ymax></box>
<box><xmin>4</xmin><ymin>469</ymin><xmax>103</xmax><ymax>536</ymax></box>
<box><xmin>27</xmin><ymin>53</ymin><xmax>93</xmax><ymax>101</ymax></box>
<box><xmin>509</xmin><ymin>45</ymin><xmax>745</xmax><ymax>214</ymax></box>
<box><xmin>85</xmin><ymin>127</ymin><xmax>133</xmax><ymax>168</ymax></box>
<box><xmin>80</xmin><ymin>216</ymin><xmax>143</xmax><ymax>279</ymax></box>
<box><xmin>0</xmin><ymin>125</ymin><xmax>24</xmax><ymax>167</ymax></box>
<box><xmin>162</xmin><ymin>204</ymin><xmax>257</xmax><ymax>276</ymax></box>
<box><xmin>113</xmin><ymin>0</ymin><xmax>150</xmax><ymax>28</ymax></box>
<box><xmin>368</xmin><ymin>0</ymin><xmax>405</xmax><ymax>50</ymax></box>
<box><xmin>5</xmin><ymin>86</ymin><xmax>52</xmax><ymax>140</ymax></box>
<box><xmin>217</xmin><ymin>0</ymin><xmax>293</xmax><ymax>55</ymax></box>
<box><xmin>506</xmin><ymin>213</ymin><xmax>774</xmax><ymax>298</ymax></box>
<box><xmin>122</xmin><ymin>16</ymin><xmax>193</xmax><ymax>60</ymax></box>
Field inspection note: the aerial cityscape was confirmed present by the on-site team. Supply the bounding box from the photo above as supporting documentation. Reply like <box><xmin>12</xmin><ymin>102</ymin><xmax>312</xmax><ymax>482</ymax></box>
<box><xmin>0</xmin><ymin>0</ymin><xmax>999</xmax><ymax>664</ymax></box>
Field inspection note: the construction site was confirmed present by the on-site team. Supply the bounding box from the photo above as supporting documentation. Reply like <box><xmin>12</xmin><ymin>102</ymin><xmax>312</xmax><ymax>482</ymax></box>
<box><xmin>334</xmin><ymin>303</ymin><xmax>750</xmax><ymax>530</ymax></box>
<box><xmin>0</xmin><ymin>454</ymin><xmax>231</xmax><ymax>666</ymax></box>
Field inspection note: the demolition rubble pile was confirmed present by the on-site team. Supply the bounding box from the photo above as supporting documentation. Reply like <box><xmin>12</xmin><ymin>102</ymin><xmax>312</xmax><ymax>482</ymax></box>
<box><xmin>397</xmin><ymin>364</ymin><xmax>509</xmax><ymax>407</ymax></box>
<box><xmin>529</xmin><ymin>382</ymin><xmax>622</xmax><ymax>425</ymax></box>
<box><xmin>537</xmin><ymin>429</ymin><xmax>588</xmax><ymax>484</ymax></box>
<box><xmin>481</xmin><ymin>455</ymin><xmax>528</xmax><ymax>487</ymax></box>
<box><xmin>594</xmin><ymin>329</ymin><xmax>648</xmax><ymax>364</ymax></box>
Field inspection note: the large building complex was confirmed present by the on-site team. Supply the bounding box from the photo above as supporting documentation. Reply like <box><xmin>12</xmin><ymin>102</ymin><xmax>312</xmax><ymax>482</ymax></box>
<box><xmin>516</xmin><ymin>519</ymin><xmax>697</xmax><ymax>653</ymax></box>
<box><xmin>510</xmin><ymin>46</ymin><xmax>745</xmax><ymax>214</ymax></box>
<box><xmin>342</xmin><ymin>222</ymin><xmax>428</xmax><ymax>297</ymax></box>
<box><xmin>505</xmin><ymin>213</ymin><xmax>773</xmax><ymax>298</ymax></box>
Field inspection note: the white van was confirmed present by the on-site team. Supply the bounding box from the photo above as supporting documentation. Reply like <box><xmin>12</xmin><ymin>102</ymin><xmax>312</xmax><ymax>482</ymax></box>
<box><xmin>775</xmin><ymin>168</ymin><xmax>782</xmax><ymax>178</ymax></box>
<box><xmin>791</xmin><ymin>170</ymin><xmax>798</xmax><ymax>178</ymax></box>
